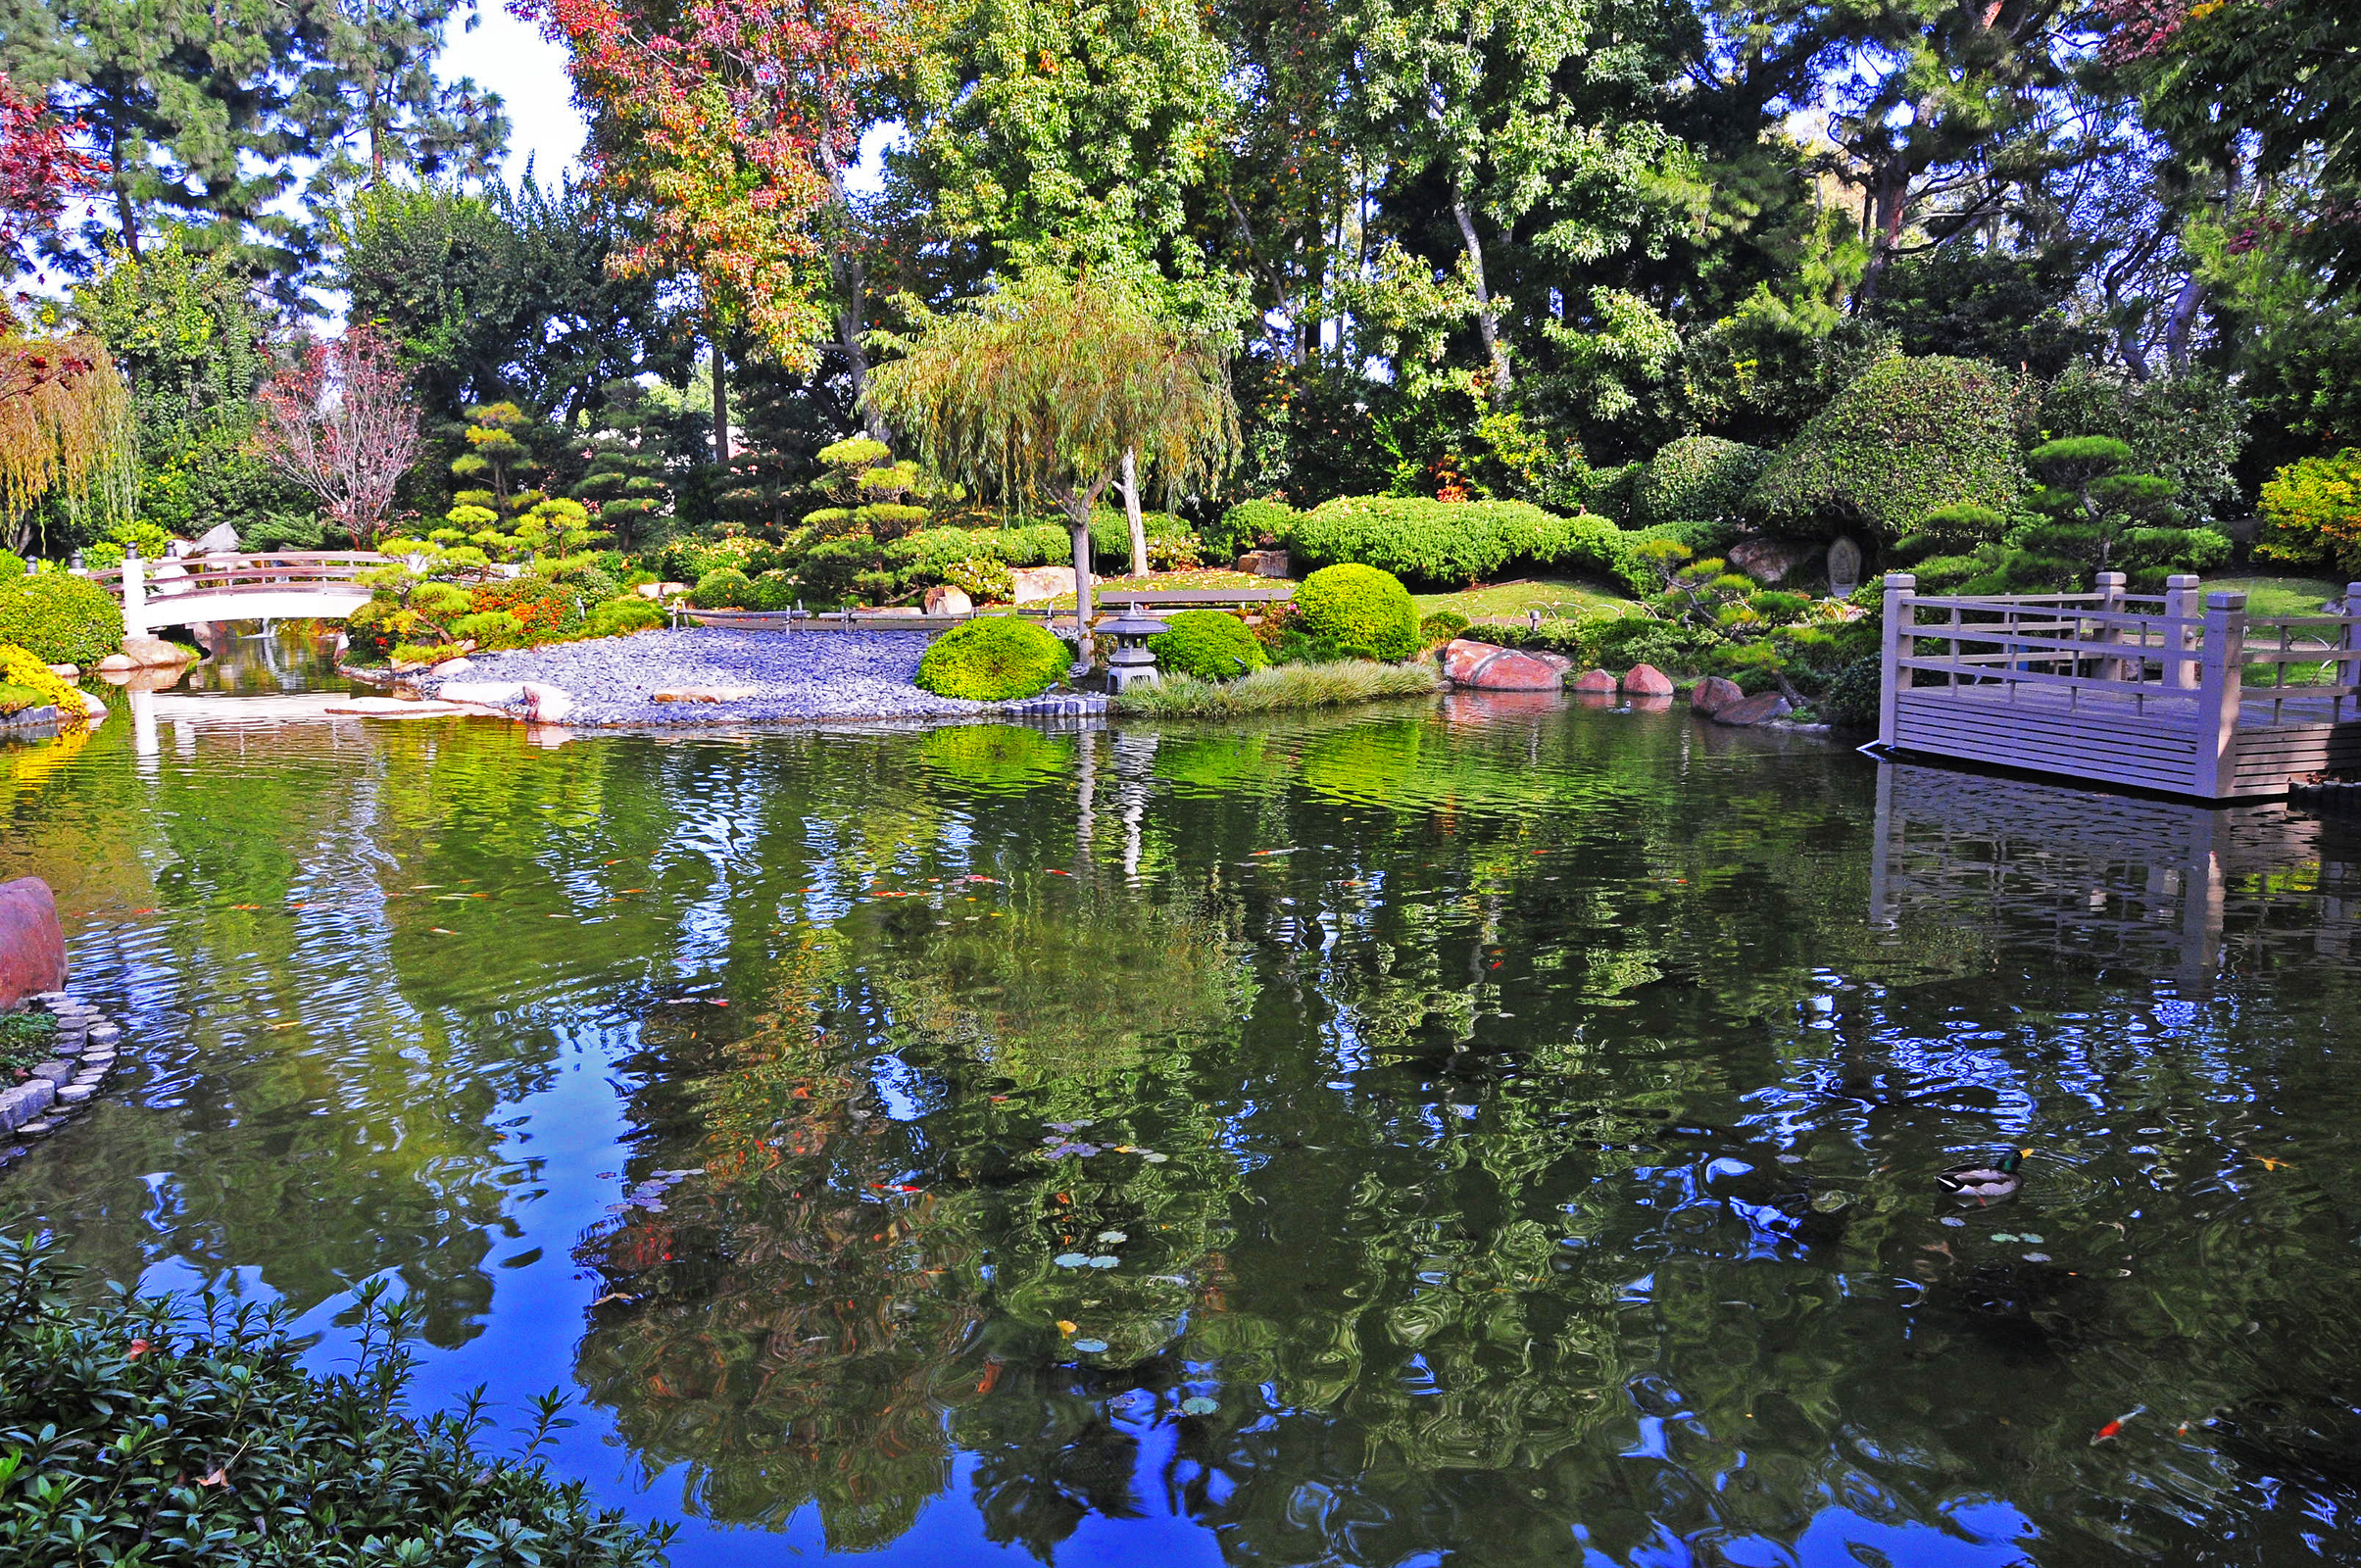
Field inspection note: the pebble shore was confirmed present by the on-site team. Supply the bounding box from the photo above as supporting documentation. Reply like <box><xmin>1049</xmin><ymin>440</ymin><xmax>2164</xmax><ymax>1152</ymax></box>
<box><xmin>418</xmin><ymin>629</ymin><xmax>998</xmax><ymax>727</ymax></box>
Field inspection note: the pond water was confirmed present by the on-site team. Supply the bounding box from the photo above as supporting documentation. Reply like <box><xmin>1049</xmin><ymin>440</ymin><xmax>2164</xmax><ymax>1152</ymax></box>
<box><xmin>6</xmin><ymin>645</ymin><xmax>2361</xmax><ymax>1567</ymax></box>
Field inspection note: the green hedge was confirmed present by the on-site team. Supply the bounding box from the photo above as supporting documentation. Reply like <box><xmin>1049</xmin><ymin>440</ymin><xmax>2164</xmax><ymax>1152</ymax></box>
<box><xmin>1746</xmin><ymin>356</ymin><xmax>2033</xmax><ymax>542</ymax></box>
<box><xmin>587</xmin><ymin>596</ymin><xmax>667</xmax><ymax>636</ymax></box>
<box><xmin>1636</xmin><ymin>436</ymin><xmax>1773</xmax><ymax>525</ymax></box>
<box><xmin>1296</xmin><ymin>564</ymin><xmax>1419</xmax><ymax>661</ymax></box>
<box><xmin>1286</xmin><ymin>496</ymin><xmax>1637</xmax><ymax>590</ymax></box>
<box><xmin>0</xmin><ymin>1231</ymin><xmax>667</xmax><ymax>1568</ymax></box>
<box><xmin>0</xmin><ymin>571</ymin><xmax>124</xmax><ymax>666</ymax></box>
<box><xmin>885</xmin><ymin>522</ymin><xmax>1073</xmax><ymax>585</ymax></box>
<box><xmin>915</xmin><ymin>616</ymin><xmax>1071</xmax><ymax>700</ymax></box>
<box><xmin>1206</xmin><ymin>499</ymin><xmax>1298</xmax><ymax>561</ymax></box>
<box><xmin>1148</xmin><ymin>610</ymin><xmax>1267</xmax><ymax>680</ymax></box>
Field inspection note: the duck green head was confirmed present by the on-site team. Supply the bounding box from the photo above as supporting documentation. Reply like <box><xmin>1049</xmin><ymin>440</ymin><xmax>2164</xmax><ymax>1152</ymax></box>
<box><xmin>1996</xmin><ymin>1149</ymin><xmax>2030</xmax><ymax>1174</ymax></box>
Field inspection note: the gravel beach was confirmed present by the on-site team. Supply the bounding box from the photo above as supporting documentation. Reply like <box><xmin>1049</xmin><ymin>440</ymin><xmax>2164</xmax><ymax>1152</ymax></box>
<box><xmin>419</xmin><ymin>628</ymin><xmax>994</xmax><ymax>726</ymax></box>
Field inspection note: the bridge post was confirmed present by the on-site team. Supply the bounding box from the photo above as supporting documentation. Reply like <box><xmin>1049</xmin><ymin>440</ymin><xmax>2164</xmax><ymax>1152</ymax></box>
<box><xmin>2093</xmin><ymin>571</ymin><xmax>2126</xmax><ymax>682</ymax></box>
<box><xmin>2340</xmin><ymin>581</ymin><xmax>2361</xmax><ymax>722</ymax></box>
<box><xmin>2162</xmin><ymin>574</ymin><xmax>2199</xmax><ymax>690</ymax></box>
<box><xmin>121</xmin><ymin>551</ymin><xmax>148</xmax><ymax>639</ymax></box>
<box><xmin>2192</xmin><ymin>590</ymin><xmax>2247</xmax><ymax>799</ymax></box>
<box><xmin>1878</xmin><ymin>572</ymin><xmax>1916</xmax><ymax>751</ymax></box>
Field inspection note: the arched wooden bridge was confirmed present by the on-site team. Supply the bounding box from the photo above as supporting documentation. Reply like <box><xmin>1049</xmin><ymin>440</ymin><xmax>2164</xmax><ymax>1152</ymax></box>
<box><xmin>79</xmin><ymin>553</ymin><xmax>388</xmax><ymax>634</ymax></box>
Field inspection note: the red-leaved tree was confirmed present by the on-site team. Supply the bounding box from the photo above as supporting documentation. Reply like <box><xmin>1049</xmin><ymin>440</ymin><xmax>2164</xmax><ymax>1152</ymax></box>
<box><xmin>520</xmin><ymin>0</ymin><xmax>917</xmax><ymax>454</ymax></box>
<box><xmin>0</xmin><ymin>74</ymin><xmax>104</xmax><ymax>274</ymax></box>
<box><xmin>254</xmin><ymin>322</ymin><xmax>422</xmax><ymax>547</ymax></box>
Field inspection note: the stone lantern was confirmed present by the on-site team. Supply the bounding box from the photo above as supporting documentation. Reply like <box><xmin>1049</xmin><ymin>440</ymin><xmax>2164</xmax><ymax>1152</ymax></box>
<box><xmin>1096</xmin><ymin>601</ymin><xmax>1171</xmax><ymax>692</ymax></box>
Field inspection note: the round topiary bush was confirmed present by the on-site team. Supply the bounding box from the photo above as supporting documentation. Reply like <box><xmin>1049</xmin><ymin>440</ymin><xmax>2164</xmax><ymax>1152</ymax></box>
<box><xmin>1418</xmin><ymin>610</ymin><xmax>1471</xmax><ymax>647</ymax></box>
<box><xmin>689</xmin><ymin>566</ymin><xmax>753</xmax><ymax>609</ymax></box>
<box><xmin>1636</xmin><ymin>436</ymin><xmax>1773</xmax><ymax>525</ymax></box>
<box><xmin>1745</xmin><ymin>355</ymin><xmax>2034</xmax><ymax>541</ymax></box>
<box><xmin>1296</xmin><ymin>564</ymin><xmax>1418</xmax><ymax>662</ymax></box>
<box><xmin>1149</xmin><ymin>609</ymin><xmax>1267</xmax><ymax>680</ymax></box>
<box><xmin>0</xmin><ymin>571</ymin><xmax>124</xmax><ymax>667</ymax></box>
<box><xmin>915</xmin><ymin>615</ymin><xmax>1071</xmax><ymax>700</ymax></box>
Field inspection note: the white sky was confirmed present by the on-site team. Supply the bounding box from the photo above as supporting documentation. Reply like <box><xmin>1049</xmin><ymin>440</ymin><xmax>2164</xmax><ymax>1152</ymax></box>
<box><xmin>438</xmin><ymin>1</ymin><xmax>589</xmax><ymax>186</ymax></box>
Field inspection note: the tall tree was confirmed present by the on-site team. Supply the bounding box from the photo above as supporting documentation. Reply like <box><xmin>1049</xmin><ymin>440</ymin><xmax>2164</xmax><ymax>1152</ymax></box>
<box><xmin>288</xmin><ymin>0</ymin><xmax>510</xmax><ymax>220</ymax></box>
<box><xmin>254</xmin><ymin>321</ymin><xmax>423</xmax><ymax>544</ymax></box>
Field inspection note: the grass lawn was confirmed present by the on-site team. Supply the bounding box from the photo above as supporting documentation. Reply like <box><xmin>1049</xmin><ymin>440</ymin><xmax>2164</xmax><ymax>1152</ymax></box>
<box><xmin>2205</xmin><ymin>575</ymin><xmax>2346</xmax><ymax>617</ymax></box>
<box><xmin>1411</xmin><ymin>576</ymin><xmax>1636</xmax><ymax>622</ymax></box>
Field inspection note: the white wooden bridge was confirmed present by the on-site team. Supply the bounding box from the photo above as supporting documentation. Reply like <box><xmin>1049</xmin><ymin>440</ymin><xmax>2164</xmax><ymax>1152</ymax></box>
<box><xmin>1875</xmin><ymin>570</ymin><xmax>2361</xmax><ymax>801</ymax></box>
<box><xmin>80</xmin><ymin>552</ymin><xmax>388</xmax><ymax>634</ymax></box>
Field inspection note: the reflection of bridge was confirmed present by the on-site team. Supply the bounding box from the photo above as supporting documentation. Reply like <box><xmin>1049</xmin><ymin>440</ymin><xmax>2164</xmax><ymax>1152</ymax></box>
<box><xmin>1870</xmin><ymin>759</ymin><xmax>2361</xmax><ymax>990</ymax></box>
<box><xmin>80</xmin><ymin>553</ymin><xmax>387</xmax><ymax>634</ymax></box>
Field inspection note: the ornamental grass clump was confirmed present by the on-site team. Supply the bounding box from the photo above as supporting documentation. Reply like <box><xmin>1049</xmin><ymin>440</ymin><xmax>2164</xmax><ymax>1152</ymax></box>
<box><xmin>915</xmin><ymin>616</ymin><xmax>1070</xmax><ymax>700</ymax></box>
<box><xmin>1147</xmin><ymin>610</ymin><xmax>1265</xmax><ymax>680</ymax></box>
<box><xmin>1295</xmin><ymin>564</ymin><xmax>1419</xmax><ymax>662</ymax></box>
<box><xmin>1114</xmin><ymin>660</ymin><xmax>1441</xmax><ymax>717</ymax></box>
<box><xmin>0</xmin><ymin>1230</ymin><xmax>671</xmax><ymax>1567</ymax></box>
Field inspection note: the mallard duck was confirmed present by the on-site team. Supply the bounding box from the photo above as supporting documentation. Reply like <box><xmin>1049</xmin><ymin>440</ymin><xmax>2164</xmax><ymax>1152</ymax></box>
<box><xmin>1938</xmin><ymin>1149</ymin><xmax>2031</xmax><ymax>1204</ymax></box>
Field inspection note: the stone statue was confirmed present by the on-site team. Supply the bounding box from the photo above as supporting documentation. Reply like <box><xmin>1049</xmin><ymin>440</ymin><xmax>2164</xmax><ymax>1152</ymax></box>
<box><xmin>1827</xmin><ymin>536</ymin><xmax>1862</xmax><ymax>599</ymax></box>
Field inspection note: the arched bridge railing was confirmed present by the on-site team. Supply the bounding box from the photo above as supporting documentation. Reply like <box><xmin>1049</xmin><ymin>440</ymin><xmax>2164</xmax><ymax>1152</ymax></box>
<box><xmin>78</xmin><ymin>552</ymin><xmax>389</xmax><ymax>633</ymax></box>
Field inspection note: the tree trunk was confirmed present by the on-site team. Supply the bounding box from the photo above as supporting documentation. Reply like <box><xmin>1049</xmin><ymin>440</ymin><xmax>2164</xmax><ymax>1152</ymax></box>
<box><xmin>1121</xmin><ymin>448</ymin><xmax>1148</xmax><ymax>577</ymax></box>
<box><xmin>1070</xmin><ymin>514</ymin><xmax>1095</xmax><ymax>672</ymax></box>
<box><xmin>817</xmin><ymin>139</ymin><xmax>885</xmax><ymax>441</ymax></box>
<box><xmin>1852</xmin><ymin>158</ymin><xmax>1912</xmax><ymax>309</ymax></box>
<box><xmin>2161</xmin><ymin>272</ymin><xmax>2205</xmax><ymax>369</ymax></box>
<box><xmin>1450</xmin><ymin>184</ymin><xmax>1509</xmax><ymax>396</ymax></box>
<box><xmin>709</xmin><ymin>314</ymin><xmax>730</xmax><ymax>467</ymax></box>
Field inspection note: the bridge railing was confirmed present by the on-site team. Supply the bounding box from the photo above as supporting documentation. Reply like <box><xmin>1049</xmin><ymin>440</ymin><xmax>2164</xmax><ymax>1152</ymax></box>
<box><xmin>80</xmin><ymin>552</ymin><xmax>389</xmax><ymax>635</ymax></box>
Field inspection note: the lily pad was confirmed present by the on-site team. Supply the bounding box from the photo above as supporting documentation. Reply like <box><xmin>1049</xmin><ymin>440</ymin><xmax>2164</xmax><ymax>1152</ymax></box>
<box><xmin>1179</xmin><ymin>1396</ymin><xmax>1217</xmax><ymax>1416</ymax></box>
<box><xmin>1096</xmin><ymin>1230</ymin><xmax>1127</xmax><ymax>1244</ymax></box>
<box><xmin>1088</xmin><ymin>1254</ymin><xmax>1120</xmax><ymax>1269</ymax></box>
<box><xmin>1054</xmin><ymin>1252</ymin><xmax>1092</xmax><ymax>1268</ymax></box>
<box><xmin>1072</xmin><ymin>1338</ymin><xmax>1108</xmax><ymax>1353</ymax></box>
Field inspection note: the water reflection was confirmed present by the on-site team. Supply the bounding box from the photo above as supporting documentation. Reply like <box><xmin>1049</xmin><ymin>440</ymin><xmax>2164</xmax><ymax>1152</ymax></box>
<box><xmin>2</xmin><ymin>701</ymin><xmax>2360</xmax><ymax>1565</ymax></box>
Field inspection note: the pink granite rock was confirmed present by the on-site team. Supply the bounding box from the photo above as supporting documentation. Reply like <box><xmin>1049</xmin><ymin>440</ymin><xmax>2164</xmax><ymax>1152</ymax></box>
<box><xmin>1689</xmin><ymin>675</ymin><xmax>1745</xmax><ymax>714</ymax></box>
<box><xmin>1442</xmin><ymin>639</ymin><xmax>1572</xmax><ymax>691</ymax></box>
<box><xmin>1621</xmin><ymin>663</ymin><xmax>1675</xmax><ymax>697</ymax></box>
<box><xmin>0</xmin><ymin>877</ymin><xmax>67</xmax><ymax>1010</ymax></box>
<box><xmin>1570</xmin><ymin>668</ymin><xmax>1617</xmax><ymax>693</ymax></box>
<box><xmin>1710</xmin><ymin>692</ymin><xmax>1793</xmax><ymax>727</ymax></box>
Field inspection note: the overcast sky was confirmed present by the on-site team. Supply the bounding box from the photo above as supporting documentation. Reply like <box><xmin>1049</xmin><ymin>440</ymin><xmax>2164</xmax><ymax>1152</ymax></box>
<box><xmin>439</xmin><ymin>2</ymin><xmax>588</xmax><ymax>186</ymax></box>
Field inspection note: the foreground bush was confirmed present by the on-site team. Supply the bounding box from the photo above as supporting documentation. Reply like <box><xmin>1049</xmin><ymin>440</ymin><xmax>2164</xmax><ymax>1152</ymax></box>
<box><xmin>915</xmin><ymin>616</ymin><xmax>1070</xmax><ymax>699</ymax></box>
<box><xmin>1149</xmin><ymin>609</ymin><xmax>1266</xmax><ymax>680</ymax></box>
<box><xmin>1745</xmin><ymin>355</ymin><xmax>2033</xmax><ymax>541</ymax></box>
<box><xmin>1296</xmin><ymin>564</ymin><xmax>1420</xmax><ymax>661</ymax></box>
<box><xmin>0</xmin><ymin>1231</ymin><xmax>670</xmax><ymax>1567</ymax></box>
<box><xmin>0</xmin><ymin>643</ymin><xmax>86</xmax><ymax>722</ymax></box>
<box><xmin>1635</xmin><ymin>435</ymin><xmax>1772</xmax><ymax>525</ymax></box>
<box><xmin>1114</xmin><ymin>660</ymin><xmax>1441</xmax><ymax>717</ymax></box>
<box><xmin>1287</xmin><ymin>496</ymin><xmax>1633</xmax><ymax>589</ymax></box>
<box><xmin>0</xmin><ymin>571</ymin><xmax>123</xmax><ymax>666</ymax></box>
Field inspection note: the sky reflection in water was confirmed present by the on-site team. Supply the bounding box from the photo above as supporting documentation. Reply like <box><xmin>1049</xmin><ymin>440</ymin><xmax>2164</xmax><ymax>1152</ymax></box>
<box><xmin>4</xmin><ymin>672</ymin><xmax>2360</xmax><ymax>1567</ymax></box>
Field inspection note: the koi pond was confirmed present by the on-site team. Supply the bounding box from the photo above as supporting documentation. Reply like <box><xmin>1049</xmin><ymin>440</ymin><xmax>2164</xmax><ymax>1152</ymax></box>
<box><xmin>5</xmin><ymin>647</ymin><xmax>2361</xmax><ymax>1567</ymax></box>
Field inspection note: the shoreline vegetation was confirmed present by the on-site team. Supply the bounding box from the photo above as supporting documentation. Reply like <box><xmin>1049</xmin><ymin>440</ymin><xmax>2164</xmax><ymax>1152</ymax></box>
<box><xmin>1113</xmin><ymin>660</ymin><xmax>1443</xmax><ymax>717</ymax></box>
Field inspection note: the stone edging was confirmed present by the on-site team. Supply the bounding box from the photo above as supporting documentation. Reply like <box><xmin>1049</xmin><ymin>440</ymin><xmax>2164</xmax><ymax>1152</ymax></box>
<box><xmin>0</xmin><ymin>993</ymin><xmax>125</xmax><ymax>1167</ymax></box>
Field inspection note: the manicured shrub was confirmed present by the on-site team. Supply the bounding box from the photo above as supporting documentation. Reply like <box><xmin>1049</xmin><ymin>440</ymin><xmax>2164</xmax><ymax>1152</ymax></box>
<box><xmin>1821</xmin><ymin>655</ymin><xmax>1882</xmax><ymax>730</ymax></box>
<box><xmin>0</xmin><ymin>551</ymin><xmax>27</xmax><ymax>578</ymax></box>
<box><xmin>343</xmin><ymin>598</ymin><xmax>401</xmax><ymax>662</ymax></box>
<box><xmin>1745</xmin><ymin>355</ymin><xmax>2035</xmax><ymax>541</ymax></box>
<box><xmin>2257</xmin><ymin>448</ymin><xmax>2361</xmax><ymax>576</ymax></box>
<box><xmin>1573</xmin><ymin>462</ymin><xmax>1646</xmax><ymax>525</ymax></box>
<box><xmin>1207</xmin><ymin>499</ymin><xmax>1299</xmax><ymax>561</ymax></box>
<box><xmin>81</xmin><ymin>519</ymin><xmax>175</xmax><ymax>571</ymax></box>
<box><xmin>0</xmin><ymin>644</ymin><xmax>86</xmax><ymax>721</ymax></box>
<box><xmin>1296</xmin><ymin>563</ymin><xmax>1419</xmax><ymax>661</ymax></box>
<box><xmin>1288</xmin><ymin>496</ymin><xmax>1634</xmax><ymax>589</ymax></box>
<box><xmin>1149</xmin><ymin>609</ymin><xmax>1267</xmax><ymax>680</ymax></box>
<box><xmin>449</xmin><ymin>610</ymin><xmax>526</xmax><ymax>649</ymax></box>
<box><xmin>746</xmin><ymin>568</ymin><xmax>799</xmax><ymax>611</ymax></box>
<box><xmin>469</xmin><ymin>574</ymin><xmax>578</xmax><ymax>637</ymax></box>
<box><xmin>915</xmin><ymin>615</ymin><xmax>1071</xmax><ymax>699</ymax></box>
<box><xmin>0</xmin><ymin>1231</ymin><xmax>668</xmax><ymax>1568</ymax></box>
<box><xmin>885</xmin><ymin>522</ymin><xmax>1075</xmax><ymax>589</ymax></box>
<box><xmin>0</xmin><ymin>570</ymin><xmax>124</xmax><ymax>666</ymax></box>
<box><xmin>690</xmin><ymin>566</ymin><xmax>754</xmax><ymax>609</ymax></box>
<box><xmin>945</xmin><ymin>555</ymin><xmax>1015</xmax><ymax>604</ymax></box>
<box><xmin>1419</xmin><ymin>610</ymin><xmax>1471</xmax><ymax>647</ymax></box>
<box><xmin>1636</xmin><ymin>436</ymin><xmax>1773</xmax><ymax>525</ymax></box>
<box><xmin>587</xmin><ymin>596</ymin><xmax>666</xmax><ymax>636</ymax></box>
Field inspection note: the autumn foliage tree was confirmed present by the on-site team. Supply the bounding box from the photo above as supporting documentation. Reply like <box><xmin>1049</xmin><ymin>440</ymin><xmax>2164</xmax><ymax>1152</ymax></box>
<box><xmin>0</xmin><ymin>73</ymin><xmax>102</xmax><ymax>274</ymax></box>
<box><xmin>523</xmin><ymin>0</ymin><xmax>919</xmax><ymax>459</ymax></box>
<box><xmin>254</xmin><ymin>322</ymin><xmax>422</xmax><ymax>546</ymax></box>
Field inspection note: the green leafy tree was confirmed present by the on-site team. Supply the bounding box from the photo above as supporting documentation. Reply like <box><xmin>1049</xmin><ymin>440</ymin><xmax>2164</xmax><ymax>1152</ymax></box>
<box><xmin>865</xmin><ymin>270</ymin><xmax>1238</xmax><ymax>653</ymax></box>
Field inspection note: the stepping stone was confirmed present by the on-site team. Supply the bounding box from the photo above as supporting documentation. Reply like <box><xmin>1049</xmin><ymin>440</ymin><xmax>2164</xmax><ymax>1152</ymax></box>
<box><xmin>56</xmin><ymin>1083</ymin><xmax>92</xmax><ymax>1103</ymax></box>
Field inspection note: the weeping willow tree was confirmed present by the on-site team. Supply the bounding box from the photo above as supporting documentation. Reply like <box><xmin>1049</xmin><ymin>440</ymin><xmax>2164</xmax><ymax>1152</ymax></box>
<box><xmin>865</xmin><ymin>269</ymin><xmax>1236</xmax><ymax>661</ymax></box>
<box><xmin>0</xmin><ymin>330</ymin><xmax>137</xmax><ymax>555</ymax></box>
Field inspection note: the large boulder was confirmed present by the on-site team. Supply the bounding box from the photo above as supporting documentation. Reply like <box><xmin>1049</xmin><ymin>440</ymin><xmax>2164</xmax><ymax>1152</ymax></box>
<box><xmin>1008</xmin><ymin>565</ymin><xmax>1077</xmax><ymax>605</ymax></box>
<box><xmin>1570</xmin><ymin>668</ymin><xmax>1617</xmax><ymax>693</ymax></box>
<box><xmin>1443</xmin><ymin>638</ymin><xmax>1572</xmax><ymax>692</ymax></box>
<box><xmin>520</xmin><ymin>682</ymin><xmax>575</xmax><ymax>724</ymax></box>
<box><xmin>923</xmin><ymin>584</ymin><xmax>973</xmax><ymax>616</ymax></box>
<box><xmin>1710</xmin><ymin>692</ymin><xmax>1793</xmax><ymax>727</ymax></box>
<box><xmin>1235</xmin><ymin>549</ymin><xmax>1290</xmax><ymax>577</ymax></box>
<box><xmin>193</xmin><ymin>521</ymin><xmax>240</xmax><ymax>555</ymax></box>
<box><xmin>1690</xmin><ymin>675</ymin><xmax>1745</xmax><ymax>714</ymax></box>
<box><xmin>1726</xmin><ymin>537</ymin><xmax>1822</xmax><ymax>585</ymax></box>
<box><xmin>0</xmin><ymin>877</ymin><xmax>68</xmax><ymax>1010</ymax></box>
<box><xmin>119</xmin><ymin>636</ymin><xmax>194</xmax><ymax>667</ymax></box>
<box><xmin>1621</xmin><ymin>663</ymin><xmax>1675</xmax><ymax>697</ymax></box>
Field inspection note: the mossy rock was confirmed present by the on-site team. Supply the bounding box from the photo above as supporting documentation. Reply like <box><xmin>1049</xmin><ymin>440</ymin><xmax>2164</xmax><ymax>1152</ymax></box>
<box><xmin>1296</xmin><ymin>564</ymin><xmax>1418</xmax><ymax>662</ymax></box>
<box><xmin>915</xmin><ymin>616</ymin><xmax>1070</xmax><ymax>700</ymax></box>
<box><xmin>1148</xmin><ymin>610</ymin><xmax>1267</xmax><ymax>681</ymax></box>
